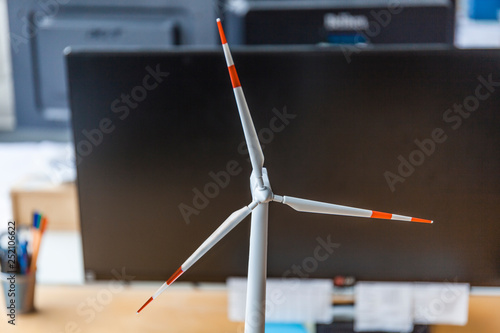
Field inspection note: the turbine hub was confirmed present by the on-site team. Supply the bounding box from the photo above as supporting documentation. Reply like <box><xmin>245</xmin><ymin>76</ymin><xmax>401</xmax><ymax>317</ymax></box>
<box><xmin>253</xmin><ymin>186</ymin><xmax>273</xmax><ymax>204</ymax></box>
<box><xmin>250</xmin><ymin>167</ymin><xmax>273</xmax><ymax>204</ymax></box>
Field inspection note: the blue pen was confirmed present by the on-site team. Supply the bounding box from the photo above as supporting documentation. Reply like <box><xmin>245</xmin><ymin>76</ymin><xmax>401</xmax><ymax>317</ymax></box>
<box><xmin>35</xmin><ymin>213</ymin><xmax>42</xmax><ymax>229</ymax></box>
<box><xmin>16</xmin><ymin>243</ymin><xmax>23</xmax><ymax>274</ymax></box>
<box><xmin>33</xmin><ymin>212</ymin><xmax>39</xmax><ymax>227</ymax></box>
<box><xmin>23</xmin><ymin>241</ymin><xmax>30</xmax><ymax>274</ymax></box>
<box><xmin>18</xmin><ymin>241</ymin><xmax>29</xmax><ymax>274</ymax></box>
<box><xmin>32</xmin><ymin>212</ymin><xmax>40</xmax><ymax>233</ymax></box>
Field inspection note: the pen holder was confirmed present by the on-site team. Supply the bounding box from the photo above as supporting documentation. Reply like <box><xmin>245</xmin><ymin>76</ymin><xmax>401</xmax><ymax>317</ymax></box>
<box><xmin>1</xmin><ymin>271</ymin><xmax>36</xmax><ymax>314</ymax></box>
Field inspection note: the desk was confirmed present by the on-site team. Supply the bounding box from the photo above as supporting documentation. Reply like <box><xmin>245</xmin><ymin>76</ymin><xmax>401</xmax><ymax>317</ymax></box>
<box><xmin>0</xmin><ymin>285</ymin><xmax>499</xmax><ymax>333</ymax></box>
<box><xmin>0</xmin><ymin>285</ymin><xmax>241</xmax><ymax>333</ymax></box>
<box><xmin>433</xmin><ymin>295</ymin><xmax>500</xmax><ymax>333</ymax></box>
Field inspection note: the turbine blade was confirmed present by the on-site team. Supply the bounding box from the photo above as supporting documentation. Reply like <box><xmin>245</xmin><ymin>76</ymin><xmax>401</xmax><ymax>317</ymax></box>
<box><xmin>273</xmin><ymin>195</ymin><xmax>433</xmax><ymax>224</ymax></box>
<box><xmin>217</xmin><ymin>18</ymin><xmax>265</xmax><ymax>186</ymax></box>
<box><xmin>137</xmin><ymin>201</ymin><xmax>259</xmax><ymax>314</ymax></box>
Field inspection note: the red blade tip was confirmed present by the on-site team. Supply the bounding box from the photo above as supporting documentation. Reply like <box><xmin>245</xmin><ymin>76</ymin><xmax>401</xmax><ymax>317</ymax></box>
<box><xmin>216</xmin><ymin>19</ymin><xmax>227</xmax><ymax>44</ymax></box>
<box><xmin>137</xmin><ymin>297</ymin><xmax>153</xmax><ymax>314</ymax></box>
<box><xmin>411</xmin><ymin>217</ymin><xmax>433</xmax><ymax>224</ymax></box>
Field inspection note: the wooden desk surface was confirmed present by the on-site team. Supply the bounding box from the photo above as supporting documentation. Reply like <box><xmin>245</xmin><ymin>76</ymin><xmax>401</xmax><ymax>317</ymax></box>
<box><xmin>432</xmin><ymin>295</ymin><xmax>500</xmax><ymax>333</ymax></box>
<box><xmin>0</xmin><ymin>284</ymin><xmax>241</xmax><ymax>333</ymax></box>
<box><xmin>0</xmin><ymin>284</ymin><xmax>499</xmax><ymax>333</ymax></box>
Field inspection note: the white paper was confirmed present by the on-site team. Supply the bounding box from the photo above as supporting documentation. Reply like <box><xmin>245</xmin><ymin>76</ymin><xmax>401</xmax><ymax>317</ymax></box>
<box><xmin>354</xmin><ymin>282</ymin><xmax>414</xmax><ymax>333</ymax></box>
<box><xmin>413</xmin><ymin>282</ymin><xmax>469</xmax><ymax>325</ymax></box>
<box><xmin>227</xmin><ymin>277</ymin><xmax>333</xmax><ymax>323</ymax></box>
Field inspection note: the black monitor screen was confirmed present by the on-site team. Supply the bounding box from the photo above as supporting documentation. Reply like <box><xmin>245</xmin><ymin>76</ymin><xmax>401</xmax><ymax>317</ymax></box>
<box><xmin>68</xmin><ymin>47</ymin><xmax>500</xmax><ymax>286</ymax></box>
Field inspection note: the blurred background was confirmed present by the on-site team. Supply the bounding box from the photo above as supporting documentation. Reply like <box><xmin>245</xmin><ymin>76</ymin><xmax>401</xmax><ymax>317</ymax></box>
<box><xmin>0</xmin><ymin>0</ymin><xmax>499</xmax><ymax>286</ymax></box>
<box><xmin>0</xmin><ymin>0</ymin><xmax>500</xmax><ymax>331</ymax></box>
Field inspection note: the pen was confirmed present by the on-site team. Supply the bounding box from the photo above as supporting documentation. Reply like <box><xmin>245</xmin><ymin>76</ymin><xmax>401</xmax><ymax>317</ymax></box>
<box><xmin>30</xmin><ymin>215</ymin><xmax>48</xmax><ymax>272</ymax></box>
<box><xmin>18</xmin><ymin>241</ymin><xmax>29</xmax><ymax>274</ymax></box>
<box><xmin>0</xmin><ymin>249</ymin><xmax>6</xmax><ymax>273</ymax></box>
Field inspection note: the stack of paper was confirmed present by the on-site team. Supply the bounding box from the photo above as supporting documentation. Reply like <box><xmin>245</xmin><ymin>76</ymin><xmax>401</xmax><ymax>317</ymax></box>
<box><xmin>355</xmin><ymin>282</ymin><xmax>414</xmax><ymax>332</ymax></box>
<box><xmin>354</xmin><ymin>282</ymin><xmax>470</xmax><ymax>332</ymax></box>
<box><xmin>227</xmin><ymin>277</ymin><xmax>333</xmax><ymax>324</ymax></box>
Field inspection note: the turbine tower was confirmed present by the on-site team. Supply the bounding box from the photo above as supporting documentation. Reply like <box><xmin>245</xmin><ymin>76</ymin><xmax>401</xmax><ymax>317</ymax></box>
<box><xmin>137</xmin><ymin>18</ymin><xmax>433</xmax><ymax>333</ymax></box>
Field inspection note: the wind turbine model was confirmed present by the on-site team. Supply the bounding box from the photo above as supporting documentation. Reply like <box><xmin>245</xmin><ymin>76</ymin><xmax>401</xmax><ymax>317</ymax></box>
<box><xmin>137</xmin><ymin>18</ymin><xmax>433</xmax><ymax>332</ymax></box>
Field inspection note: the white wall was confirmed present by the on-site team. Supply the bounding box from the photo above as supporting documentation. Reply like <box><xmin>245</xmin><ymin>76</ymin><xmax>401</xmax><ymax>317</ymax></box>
<box><xmin>0</xmin><ymin>0</ymin><xmax>15</xmax><ymax>131</ymax></box>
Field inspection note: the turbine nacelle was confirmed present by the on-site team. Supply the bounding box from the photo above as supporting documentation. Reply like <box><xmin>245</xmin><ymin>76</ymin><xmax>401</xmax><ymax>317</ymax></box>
<box><xmin>251</xmin><ymin>168</ymin><xmax>274</xmax><ymax>204</ymax></box>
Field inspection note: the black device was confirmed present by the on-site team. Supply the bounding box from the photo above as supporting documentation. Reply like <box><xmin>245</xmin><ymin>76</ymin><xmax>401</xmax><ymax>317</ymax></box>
<box><xmin>224</xmin><ymin>0</ymin><xmax>455</xmax><ymax>46</ymax></box>
<box><xmin>7</xmin><ymin>0</ymin><xmax>216</xmax><ymax>128</ymax></box>
<box><xmin>67</xmin><ymin>46</ymin><xmax>500</xmax><ymax>285</ymax></box>
<box><xmin>316</xmin><ymin>322</ymin><xmax>429</xmax><ymax>333</ymax></box>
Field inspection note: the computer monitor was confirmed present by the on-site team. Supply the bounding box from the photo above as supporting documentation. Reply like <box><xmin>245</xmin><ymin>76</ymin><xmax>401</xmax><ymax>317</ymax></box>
<box><xmin>7</xmin><ymin>0</ymin><xmax>216</xmax><ymax>128</ymax></box>
<box><xmin>67</xmin><ymin>46</ymin><xmax>500</xmax><ymax>286</ymax></box>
